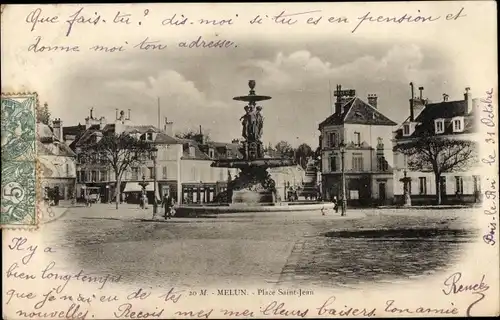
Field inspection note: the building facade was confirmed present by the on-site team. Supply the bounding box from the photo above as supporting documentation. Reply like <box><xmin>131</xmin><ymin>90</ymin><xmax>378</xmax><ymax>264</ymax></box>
<box><xmin>37</xmin><ymin>122</ymin><xmax>77</xmax><ymax>200</ymax></box>
<box><xmin>392</xmin><ymin>86</ymin><xmax>481</xmax><ymax>205</ymax></box>
<box><xmin>318</xmin><ymin>86</ymin><xmax>397</xmax><ymax>206</ymax></box>
<box><xmin>68</xmin><ymin>110</ymin><xmax>240</xmax><ymax>205</ymax></box>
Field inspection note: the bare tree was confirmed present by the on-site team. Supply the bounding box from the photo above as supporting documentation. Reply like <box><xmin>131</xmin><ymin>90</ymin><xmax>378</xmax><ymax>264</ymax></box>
<box><xmin>81</xmin><ymin>133</ymin><xmax>153</xmax><ymax>209</ymax></box>
<box><xmin>394</xmin><ymin>135</ymin><xmax>477</xmax><ymax>204</ymax></box>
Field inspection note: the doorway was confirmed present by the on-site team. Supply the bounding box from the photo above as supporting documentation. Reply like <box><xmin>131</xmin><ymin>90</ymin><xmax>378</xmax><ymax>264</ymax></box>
<box><xmin>378</xmin><ymin>183</ymin><xmax>386</xmax><ymax>204</ymax></box>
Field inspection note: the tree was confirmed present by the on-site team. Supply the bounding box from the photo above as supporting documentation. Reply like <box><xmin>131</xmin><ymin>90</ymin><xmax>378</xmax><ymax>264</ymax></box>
<box><xmin>175</xmin><ymin>129</ymin><xmax>211</xmax><ymax>142</ymax></box>
<box><xmin>81</xmin><ymin>133</ymin><xmax>154</xmax><ymax>209</ymax></box>
<box><xmin>274</xmin><ymin>140</ymin><xmax>294</xmax><ymax>158</ymax></box>
<box><xmin>294</xmin><ymin>143</ymin><xmax>314</xmax><ymax>169</ymax></box>
<box><xmin>393</xmin><ymin>135</ymin><xmax>477</xmax><ymax>205</ymax></box>
<box><xmin>37</xmin><ymin>102</ymin><xmax>51</xmax><ymax>125</ymax></box>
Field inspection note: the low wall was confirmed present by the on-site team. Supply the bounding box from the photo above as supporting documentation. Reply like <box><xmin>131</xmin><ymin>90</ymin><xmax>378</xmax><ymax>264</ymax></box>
<box><xmin>175</xmin><ymin>202</ymin><xmax>336</xmax><ymax>218</ymax></box>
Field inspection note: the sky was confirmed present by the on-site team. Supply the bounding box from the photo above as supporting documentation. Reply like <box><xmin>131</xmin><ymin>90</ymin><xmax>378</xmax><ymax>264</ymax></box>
<box><xmin>50</xmin><ymin>37</ymin><xmax>467</xmax><ymax>148</ymax></box>
<box><xmin>2</xmin><ymin>3</ymin><xmax>495</xmax><ymax>149</ymax></box>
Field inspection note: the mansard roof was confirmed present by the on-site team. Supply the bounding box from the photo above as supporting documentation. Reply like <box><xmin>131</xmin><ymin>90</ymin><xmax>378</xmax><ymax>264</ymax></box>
<box><xmin>394</xmin><ymin>99</ymin><xmax>475</xmax><ymax>139</ymax></box>
<box><xmin>318</xmin><ymin>97</ymin><xmax>397</xmax><ymax>128</ymax></box>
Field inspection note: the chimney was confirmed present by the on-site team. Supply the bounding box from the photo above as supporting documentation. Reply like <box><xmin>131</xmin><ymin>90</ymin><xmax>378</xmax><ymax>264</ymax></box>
<box><xmin>418</xmin><ymin>87</ymin><xmax>424</xmax><ymax>100</ymax></box>
<box><xmin>443</xmin><ymin>93</ymin><xmax>449</xmax><ymax>102</ymax></box>
<box><xmin>163</xmin><ymin>117</ymin><xmax>173</xmax><ymax>136</ymax></box>
<box><xmin>334</xmin><ymin>84</ymin><xmax>342</xmax><ymax>114</ymax></box>
<box><xmin>52</xmin><ymin>118</ymin><xmax>63</xmax><ymax>141</ymax></box>
<box><xmin>409</xmin><ymin>82</ymin><xmax>415</xmax><ymax>121</ymax></box>
<box><xmin>115</xmin><ymin>109</ymin><xmax>119</xmax><ymax>120</ymax></box>
<box><xmin>464</xmin><ymin>87</ymin><xmax>472</xmax><ymax>114</ymax></box>
<box><xmin>367</xmin><ymin>94</ymin><xmax>378</xmax><ymax>108</ymax></box>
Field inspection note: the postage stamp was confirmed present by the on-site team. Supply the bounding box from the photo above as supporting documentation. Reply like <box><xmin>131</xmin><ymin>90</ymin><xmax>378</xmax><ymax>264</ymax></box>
<box><xmin>1</xmin><ymin>93</ymin><xmax>38</xmax><ymax>228</ymax></box>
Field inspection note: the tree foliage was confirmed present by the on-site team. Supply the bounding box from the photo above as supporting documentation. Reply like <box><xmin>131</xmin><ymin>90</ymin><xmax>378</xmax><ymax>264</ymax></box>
<box><xmin>394</xmin><ymin>135</ymin><xmax>477</xmax><ymax>204</ymax></box>
<box><xmin>37</xmin><ymin>102</ymin><xmax>51</xmax><ymax>125</ymax></box>
<box><xmin>295</xmin><ymin>143</ymin><xmax>314</xmax><ymax>169</ymax></box>
<box><xmin>175</xmin><ymin>129</ymin><xmax>210</xmax><ymax>142</ymax></box>
<box><xmin>274</xmin><ymin>140</ymin><xmax>294</xmax><ymax>158</ymax></box>
<box><xmin>81</xmin><ymin>132</ymin><xmax>154</xmax><ymax>209</ymax></box>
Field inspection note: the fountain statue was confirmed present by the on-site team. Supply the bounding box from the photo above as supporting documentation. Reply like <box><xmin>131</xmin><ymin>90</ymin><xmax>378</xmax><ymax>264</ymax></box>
<box><xmin>211</xmin><ymin>80</ymin><xmax>295</xmax><ymax>204</ymax></box>
<box><xmin>175</xmin><ymin>80</ymin><xmax>336</xmax><ymax>217</ymax></box>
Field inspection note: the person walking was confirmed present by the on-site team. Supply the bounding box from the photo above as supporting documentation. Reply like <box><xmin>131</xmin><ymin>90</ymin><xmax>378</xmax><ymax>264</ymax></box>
<box><xmin>162</xmin><ymin>194</ymin><xmax>174</xmax><ymax>219</ymax></box>
<box><xmin>332</xmin><ymin>196</ymin><xmax>339</xmax><ymax>213</ymax></box>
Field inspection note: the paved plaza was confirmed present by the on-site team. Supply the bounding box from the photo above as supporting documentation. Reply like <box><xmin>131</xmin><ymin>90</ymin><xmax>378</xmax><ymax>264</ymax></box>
<box><xmin>43</xmin><ymin>204</ymin><xmax>478</xmax><ymax>290</ymax></box>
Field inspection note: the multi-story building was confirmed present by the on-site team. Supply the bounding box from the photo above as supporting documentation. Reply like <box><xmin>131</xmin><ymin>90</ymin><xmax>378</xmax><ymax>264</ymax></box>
<box><xmin>66</xmin><ymin>109</ymin><xmax>241</xmax><ymax>204</ymax></box>
<box><xmin>318</xmin><ymin>86</ymin><xmax>397</xmax><ymax>206</ymax></box>
<box><xmin>392</xmin><ymin>85</ymin><xmax>481</xmax><ymax>205</ymax></box>
<box><xmin>37</xmin><ymin>122</ymin><xmax>77</xmax><ymax>200</ymax></box>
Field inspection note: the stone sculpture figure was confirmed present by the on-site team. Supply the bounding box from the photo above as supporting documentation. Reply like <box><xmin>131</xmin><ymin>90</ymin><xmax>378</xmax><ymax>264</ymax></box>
<box><xmin>240</xmin><ymin>105</ymin><xmax>250</xmax><ymax>139</ymax></box>
<box><xmin>255</xmin><ymin>105</ymin><xmax>263</xmax><ymax>140</ymax></box>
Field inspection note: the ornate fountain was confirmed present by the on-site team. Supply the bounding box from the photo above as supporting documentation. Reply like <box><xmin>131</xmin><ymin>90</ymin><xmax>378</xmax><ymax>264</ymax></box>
<box><xmin>175</xmin><ymin>80</ymin><xmax>335</xmax><ymax>217</ymax></box>
<box><xmin>211</xmin><ymin>80</ymin><xmax>295</xmax><ymax>205</ymax></box>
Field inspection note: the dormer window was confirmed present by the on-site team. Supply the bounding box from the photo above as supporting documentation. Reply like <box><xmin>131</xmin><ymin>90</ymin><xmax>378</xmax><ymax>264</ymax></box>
<box><xmin>189</xmin><ymin>146</ymin><xmax>196</xmax><ymax>157</ymax></box>
<box><xmin>452</xmin><ymin>117</ymin><xmax>464</xmax><ymax>133</ymax></box>
<box><xmin>141</xmin><ymin>132</ymin><xmax>156</xmax><ymax>141</ymax></box>
<box><xmin>208</xmin><ymin>148</ymin><xmax>215</xmax><ymax>159</ymax></box>
<box><xmin>403</xmin><ymin>124</ymin><xmax>410</xmax><ymax>136</ymax></box>
<box><xmin>434</xmin><ymin>119</ymin><xmax>445</xmax><ymax>134</ymax></box>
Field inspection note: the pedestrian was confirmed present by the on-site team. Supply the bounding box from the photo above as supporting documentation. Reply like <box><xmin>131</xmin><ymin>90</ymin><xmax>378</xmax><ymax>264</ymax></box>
<box><xmin>162</xmin><ymin>194</ymin><xmax>174</xmax><ymax>219</ymax></box>
<box><xmin>333</xmin><ymin>196</ymin><xmax>339</xmax><ymax>213</ymax></box>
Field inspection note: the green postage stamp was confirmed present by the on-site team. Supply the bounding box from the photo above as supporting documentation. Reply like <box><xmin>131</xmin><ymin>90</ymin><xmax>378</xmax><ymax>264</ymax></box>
<box><xmin>1</xmin><ymin>93</ymin><xmax>38</xmax><ymax>228</ymax></box>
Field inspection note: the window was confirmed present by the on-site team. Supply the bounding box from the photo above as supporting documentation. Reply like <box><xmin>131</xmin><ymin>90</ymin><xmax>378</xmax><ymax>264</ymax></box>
<box><xmin>100</xmin><ymin>170</ymin><xmax>107</xmax><ymax>182</ymax></box>
<box><xmin>473</xmin><ymin>175</ymin><xmax>481</xmax><ymax>193</ymax></box>
<box><xmin>377</xmin><ymin>156</ymin><xmax>388</xmax><ymax>171</ymax></box>
<box><xmin>91</xmin><ymin>170</ymin><xmax>97</xmax><ymax>182</ymax></box>
<box><xmin>419</xmin><ymin>177</ymin><xmax>427</xmax><ymax>195</ymax></box>
<box><xmin>78</xmin><ymin>154</ymin><xmax>86</xmax><ymax>164</ymax></box>
<box><xmin>329</xmin><ymin>132</ymin><xmax>337</xmax><ymax>147</ymax></box>
<box><xmin>148</xmin><ymin>167</ymin><xmax>155</xmax><ymax>179</ymax></box>
<box><xmin>189</xmin><ymin>146</ymin><xmax>196</xmax><ymax>157</ymax></box>
<box><xmin>209</xmin><ymin>149</ymin><xmax>215</xmax><ymax>159</ymax></box>
<box><xmin>455</xmin><ymin>176</ymin><xmax>464</xmax><ymax>194</ymax></box>
<box><xmin>354</xmin><ymin>132</ymin><xmax>361</xmax><ymax>146</ymax></box>
<box><xmin>163</xmin><ymin>166</ymin><xmax>168</xmax><ymax>179</ymax></box>
<box><xmin>434</xmin><ymin>119</ymin><xmax>445</xmax><ymax>134</ymax></box>
<box><xmin>352</xmin><ymin>154</ymin><xmax>363</xmax><ymax>171</ymax></box>
<box><xmin>131</xmin><ymin>167</ymin><xmax>139</xmax><ymax>180</ymax></box>
<box><xmin>403</xmin><ymin>124</ymin><xmax>410</xmax><ymax>136</ymax></box>
<box><xmin>452</xmin><ymin>117</ymin><xmax>464</xmax><ymax>132</ymax></box>
<box><xmin>66</xmin><ymin>163</ymin><xmax>70</xmax><ymax>176</ymax></box>
<box><xmin>329</xmin><ymin>155</ymin><xmax>337</xmax><ymax>172</ymax></box>
<box><xmin>77</xmin><ymin>171</ymin><xmax>83</xmax><ymax>182</ymax></box>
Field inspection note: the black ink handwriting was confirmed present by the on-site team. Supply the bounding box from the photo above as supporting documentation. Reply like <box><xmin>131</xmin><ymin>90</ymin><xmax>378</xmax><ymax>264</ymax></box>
<box><xmin>442</xmin><ymin>272</ymin><xmax>490</xmax><ymax>317</ymax></box>
<box><xmin>8</xmin><ymin>237</ymin><xmax>38</xmax><ymax>265</ymax></box>
<box><xmin>25</xmin><ymin>8</ymin><xmax>59</xmax><ymax>32</ymax></box>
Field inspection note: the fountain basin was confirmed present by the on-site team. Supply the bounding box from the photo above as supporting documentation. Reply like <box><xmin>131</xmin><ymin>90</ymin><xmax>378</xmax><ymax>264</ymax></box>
<box><xmin>174</xmin><ymin>202</ymin><xmax>336</xmax><ymax>218</ymax></box>
<box><xmin>211</xmin><ymin>158</ymin><xmax>295</xmax><ymax>168</ymax></box>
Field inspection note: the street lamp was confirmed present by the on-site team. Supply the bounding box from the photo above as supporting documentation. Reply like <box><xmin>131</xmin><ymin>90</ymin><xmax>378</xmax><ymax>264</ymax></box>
<box><xmin>138</xmin><ymin>174</ymin><xmax>149</xmax><ymax>209</ymax></box>
<box><xmin>400</xmin><ymin>153</ymin><xmax>412</xmax><ymax>207</ymax></box>
<box><xmin>339</xmin><ymin>140</ymin><xmax>347</xmax><ymax>216</ymax></box>
<box><xmin>150</xmin><ymin>146</ymin><xmax>159</xmax><ymax>218</ymax></box>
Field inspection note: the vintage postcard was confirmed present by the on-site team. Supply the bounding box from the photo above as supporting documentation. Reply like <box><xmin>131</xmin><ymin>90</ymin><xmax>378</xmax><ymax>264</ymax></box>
<box><xmin>2</xmin><ymin>1</ymin><xmax>499</xmax><ymax>318</ymax></box>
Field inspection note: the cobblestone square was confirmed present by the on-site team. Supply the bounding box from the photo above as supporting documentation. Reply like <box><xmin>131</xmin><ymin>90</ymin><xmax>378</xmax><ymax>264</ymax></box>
<box><xmin>43</xmin><ymin>204</ymin><xmax>477</xmax><ymax>289</ymax></box>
